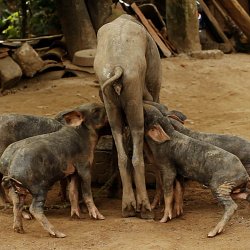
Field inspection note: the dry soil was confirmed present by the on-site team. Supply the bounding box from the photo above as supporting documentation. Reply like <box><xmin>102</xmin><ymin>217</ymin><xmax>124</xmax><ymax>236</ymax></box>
<box><xmin>0</xmin><ymin>53</ymin><xmax>250</xmax><ymax>250</ymax></box>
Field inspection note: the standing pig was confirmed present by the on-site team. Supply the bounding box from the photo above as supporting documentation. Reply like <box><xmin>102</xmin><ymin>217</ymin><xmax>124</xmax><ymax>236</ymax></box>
<box><xmin>143</xmin><ymin>104</ymin><xmax>250</xmax><ymax>237</ymax></box>
<box><xmin>94</xmin><ymin>14</ymin><xmax>162</xmax><ymax>218</ymax></box>
<box><xmin>0</xmin><ymin>103</ymin><xmax>108</xmax><ymax>237</ymax></box>
<box><xmin>0</xmin><ymin>114</ymin><xmax>63</xmax><ymax>207</ymax></box>
<box><xmin>0</xmin><ymin>104</ymin><xmax>102</xmax><ymax>218</ymax></box>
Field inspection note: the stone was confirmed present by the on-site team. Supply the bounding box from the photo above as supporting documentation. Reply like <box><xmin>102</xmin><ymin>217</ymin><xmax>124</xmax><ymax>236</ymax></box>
<box><xmin>72</xmin><ymin>49</ymin><xmax>96</xmax><ymax>67</ymax></box>
<box><xmin>13</xmin><ymin>42</ymin><xmax>45</xmax><ymax>77</ymax></box>
<box><xmin>189</xmin><ymin>49</ymin><xmax>224</xmax><ymax>59</ymax></box>
<box><xmin>0</xmin><ymin>56</ymin><xmax>22</xmax><ymax>91</ymax></box>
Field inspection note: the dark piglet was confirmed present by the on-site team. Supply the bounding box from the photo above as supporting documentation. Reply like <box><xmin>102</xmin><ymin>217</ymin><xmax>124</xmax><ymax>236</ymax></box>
<box><xmin>170</xmin><ymin>119</ymin><xmax>250</xmax><ymax>174</ymax></box>
<box><xmin>168</xmin><ymin>118</ymin><xmax>250</xmax><ymax>213</ymax></box>
<box><xmin>0</xmin><ymin>103</ymin><xmax>108</xmax><ymax>237</ymax></box>
<box><xmin>143</xmin><ymin>104</ymin><xmax>250</xmax><ymax>237</ymax></box>
<box><xmin>0</xmin><ymin>115</ymin><xmax>63</xmax><ymax>207</ymax></box>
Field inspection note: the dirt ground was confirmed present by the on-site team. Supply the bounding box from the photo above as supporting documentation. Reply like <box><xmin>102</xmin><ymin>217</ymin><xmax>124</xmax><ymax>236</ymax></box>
<box><xmin>0</xmin><ymin>53</ymin><xmax>250</xmax><ymax>249</ymax></box>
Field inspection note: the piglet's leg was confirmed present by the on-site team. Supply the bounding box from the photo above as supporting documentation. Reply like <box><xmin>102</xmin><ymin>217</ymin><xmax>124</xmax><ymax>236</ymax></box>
<box><xmin>151</xmin><ymin>169</ymin><xmax>163</xmax><ymax>210</ymax></box>
<box><xmin>173</xmin><ymin>179</ymin><xmax>184</xmax><ymax>217</ymax></box>
<box><xmin>78</xmin><ymin>163</ymin><xmax>105</xmax><ymax>220</ymax></box>
<box><xmin>208</xmin><ymin>183</ymin><xmax>238</xmax><ymax>238</ymax></box>
<box><xmin>160</xmin><ymin>186</ymin><xmax>174</xmax><ymax>223</ymax></box>
<box><xmin>143</xmin><ymin>142</ymin><xmax>162</xmax><ymax>210</ymax></box>
<box><xmin>8</xmin><ymin>187</ymin><xmax>25</xmax><ymax>233</ymax></box>
<box><xmin>68</xmin><ymin>174</ymin><xmax>82</xmax><ymax>218</ymax></box>
<box><xmin>159</xmin><ymin>164</ymin><xmax>176</xmax><ymax>222</ymax></box>
<box><xmin>29</xmin><ymin>193</ymin><xmax>66</xmax><ymax>238</ymax></box>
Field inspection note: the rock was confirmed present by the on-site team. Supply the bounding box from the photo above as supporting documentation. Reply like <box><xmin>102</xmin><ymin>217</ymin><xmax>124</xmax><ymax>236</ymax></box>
<box><xmin>38</xmin><ymin>60</ymin><xmax>65</xmax><ymax>73</ymax></box>
<box><xmin>41</xmin><ymin>47</ymin><xmax>67</xmax><ymax>62</ymax></box>
<box><xmin>0</xmin><ymin>56</ymin><xmax>22</xmax><ymax>91</ymax></box>
<box><xmin>35</xmin><ymin>70</ymin><xmax>66</xmax><ymax>81</ymax></box>
<box><xmin>0</xmin><ymin>48</ymin><xmax>9</xmax><ymax>59</ymax></box>
<box><xmin>13</xmin><ymin>42</ymin><xmax>45</xmax><ymax>77</ymax></box>
<box><xmin>72</xmin><ymin>49</ymin><xmax>96</xmax><ymax>67</ymax></box>
<box><xmin>189</xmin><ymin>49</ymin><xmax>224</xmax><ymax>59</ymax></box>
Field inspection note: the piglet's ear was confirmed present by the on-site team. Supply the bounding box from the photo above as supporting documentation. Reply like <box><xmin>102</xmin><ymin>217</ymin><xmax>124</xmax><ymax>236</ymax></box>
<box><xmin>147</xmin><ymin>124</ymin><xmax>170</xmax><ymax>143</ymax></box>
<box><xmin>63</xmin><ymin>111</ymin><xmax>84</xmax><ymax>127</ymax></box>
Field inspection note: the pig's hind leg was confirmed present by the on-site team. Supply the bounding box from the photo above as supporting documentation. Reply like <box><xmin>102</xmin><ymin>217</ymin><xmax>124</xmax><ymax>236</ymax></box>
<box><xmin>29</xmin><ymin>191</ymin><xmax>66</xmax><ymax>238</ymax></box>
<box><xmin>78</xmin><ymin>164</ymin><xmax>105</xmax><ymax>220</ymax></box>
<box><xmin>8</xmin><ymin>187</ymin><xmax>26</xmax><ymax>233</ymax></box>
<box><xmin>207</xmin><ymin>182</ymin><xmax>238</xmax><ymax>238</ymax></box>
<box><xmin>68</xmin><ymin>174</ymin><xmax>83</xmax><ymax>219</ymax></box>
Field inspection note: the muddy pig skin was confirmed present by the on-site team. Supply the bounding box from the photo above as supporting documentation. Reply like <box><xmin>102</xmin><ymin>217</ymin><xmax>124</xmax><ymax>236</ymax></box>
<box><xmin>143</xmin><ymin>104</ymin><xmax>250</xmax><ymax>238</ymax></box>
<box><xmin>170</xmin><ymin>119</ymin><xmax>250</xmax><ymax>174</ymax></box>
<box><xmin>0</xmin><ymin>103</ymin><xmax>108</xmax><ymax>238</ymax></box>
<box><xmin>0</xmin><ymin>114</ymin><xmax>63</xmax><ymax>206</ymax></box>
<box><xmin>94</xmin><ymin>14</ymin><xmax>162</xmax><ymax>219</ymax></box>
<box><xmin>0</xmin><ymin>111</ymin><xmax>81</xmax><ymax>214</ymax></box>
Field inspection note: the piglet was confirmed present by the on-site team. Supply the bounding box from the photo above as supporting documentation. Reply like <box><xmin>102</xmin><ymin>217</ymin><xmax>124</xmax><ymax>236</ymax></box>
<box><xmin>143</xmin><ymin>104</ymin><xmax>250</xmax><ymax>237</ymax></box>
<box><xmin>170</xmin><ymin>118</ymin><xmax>250</xmax><ymax>174</ymax></box>
<box><xmin>0</xmin><ymin>103</ymin><xmax>108</xmax><ymax>238</ymax></box>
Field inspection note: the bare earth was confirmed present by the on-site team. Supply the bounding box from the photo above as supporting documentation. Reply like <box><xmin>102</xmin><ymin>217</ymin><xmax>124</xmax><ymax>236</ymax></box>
<box><xmin>0</xmin><ymin>53</ymin><xmax>250</xmax><ymax>249</ymax></box>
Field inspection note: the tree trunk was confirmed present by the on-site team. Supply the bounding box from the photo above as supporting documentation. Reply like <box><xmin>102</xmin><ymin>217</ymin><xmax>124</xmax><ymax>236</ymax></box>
<box><xmin>165</xmin><ymin>0</ymin><xmax>201</xmax><ymax>53</ymax></box>
<box><xmin>220</xmin><ymin>0</ymin><xmax>250</xmax><ymax>41</ymax></box>
<box><xmin>56</xmin><ymin>0</ymin><xmax>97</xmax><ymax>59</ymax></box>
<box><xmin>85</xmin><ymin>0</ymin><xmax>112</xmax><ymax>32</ymax></box>
<box><xmin>20</xmin><ymin>0</ymin><xmax>27</xmax><ymax>38</ymax></box>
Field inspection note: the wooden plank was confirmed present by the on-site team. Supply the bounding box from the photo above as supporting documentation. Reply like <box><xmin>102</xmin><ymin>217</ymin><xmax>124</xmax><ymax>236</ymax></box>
<box><xmin>131</xmin><ymin>2</ymin><xmax>172</xmax><ymax>57</ymax></box>
<box><xmin>199</xmin><ymin>0</ymin><xmax>233</xmax><ymax>48</ymax></box>
<box><xmin>147</xmin><ymin>19</ymin><xmax>177</xmax><ymax>54</ymax></box>
<box><xmin>220</xmin><ymin>0</ymin><xmax>250</xmax><ymax>41</ymax></box>
<box><xmin>211</xmin><ymin>0</ymin><xmax>248</xmax><ymax>43</ymax></box>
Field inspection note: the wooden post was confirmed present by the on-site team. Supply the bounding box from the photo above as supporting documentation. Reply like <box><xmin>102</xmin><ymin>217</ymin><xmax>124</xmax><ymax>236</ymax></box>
<box><xmin>56</xmin><ymin>0</ymin><xmax>97</xmax><ymax>59</ymax></box>
<box><xmin>220</xmin><ymin>0</ymin><xmax>250</xmax><ymax>41</ymax></box>
<box><xmin>165</xmin><ymin>0</ymin><xmax>201</xmax><ymax>53</ymax></box>
<box><xmin>85</xmin><ymin>0</ymin><xmax>113</xmax><ymax>32</ymax></box>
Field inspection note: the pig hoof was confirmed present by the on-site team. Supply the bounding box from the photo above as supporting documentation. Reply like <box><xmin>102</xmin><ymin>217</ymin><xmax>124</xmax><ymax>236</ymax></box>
<box><xmin>71</xmin><ymin>213</ymin><xmax>84</xmax><ymax>220</ymax></box>
<box><xmin>207</xmin><ymin>228</ymin><xmax>223</xmax><ymax>238</ymax></box>
<box><xmin>173</xmin><ymin>207</ymin><xmax>183</xmax><ymax>218</ymax></box>
<box><xmin>22</xmin><ymin>211</ymin><xmax>33</xmax><ymax>220</ymax></box>
<box><xmin>140</xmin><ymin>210</ymin><xmax>154</xmax><ymax>220</ymax></box>
<box><xmin>14</xmin><ymin>227</ymin><xmax>25</xmax><ymax>234</ymax></box>
<box><xmin>150</xmin><ymin>202</ymin><xmax>160</xmax><ymax>210</ymax></box>
<box><xmin>88</xmin><ymin>209</ymin><xmax>105</xmax><ymax>220</ymax></box>
<box><xmin>122</xmin><ymin>200</ymin><xmax>137</xmax><ymax>218</ymax></box>
<box><xmin>50</xmin><ymin>231</ymin><xmax>66</xmax><ymax>238</ymax></box>
<box><xmin>160</xmin><ymin>214</ymin><xmax>172</xmax><ymax>223</ymax></box>
<box><xmin>96</xmin><ymin>213</ymin><xmax>105</xmax><ymax>220</ymax></box>
<box><xmin>122</xmin><ymin>208</ymin><xmax>136</xmax><ymax>218</ymax></box>
<box><xmin>160</xmin><ymin>218</ymin><xmax>167</xmax><ymax>223</ymax></box>
<box><xmin>71</xmin><ymin>209</ymin><xmax>84</xmax><ymax>219</ymax></box>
